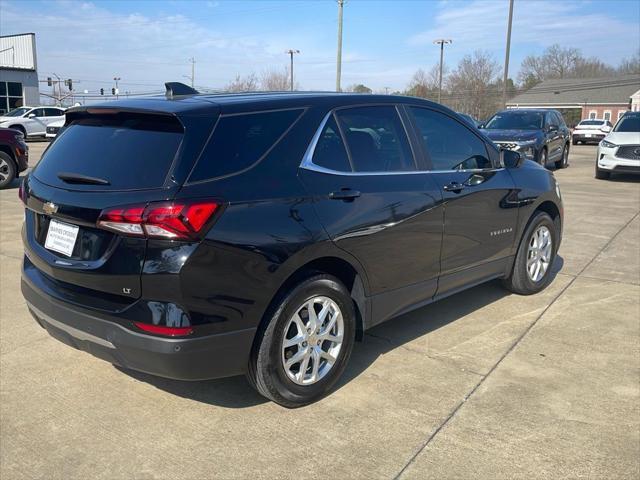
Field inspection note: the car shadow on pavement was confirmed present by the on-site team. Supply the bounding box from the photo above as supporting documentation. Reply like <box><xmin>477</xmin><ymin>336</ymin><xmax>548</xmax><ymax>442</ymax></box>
<box><xmin>117</xmin><ymin>255</ymin><xmax>564</xmax><ymax>409</ymax></box>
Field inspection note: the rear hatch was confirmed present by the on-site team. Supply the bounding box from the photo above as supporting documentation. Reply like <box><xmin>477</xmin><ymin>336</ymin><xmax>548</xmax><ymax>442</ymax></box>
<box><xmin>22</xmin><ymin>106</ymin><xmax>218</xmax><ymax>311</ymax></box>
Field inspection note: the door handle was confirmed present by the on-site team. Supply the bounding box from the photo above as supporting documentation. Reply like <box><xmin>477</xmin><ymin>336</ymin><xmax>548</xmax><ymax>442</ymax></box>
<box><xmin>329</xmin><ymin>189</ymin><xmax>361</xmax><ymax>201</ymax></box>
<box><xmin>443</xmin><ymin>182</ymin><xmax>465</xmax><ymax>193</ymax></box>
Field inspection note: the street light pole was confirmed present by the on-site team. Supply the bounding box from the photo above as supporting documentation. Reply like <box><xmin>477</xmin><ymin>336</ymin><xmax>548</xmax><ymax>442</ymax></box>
<box><xmin>502</xmin><ymin>0</ymin><xmax>515</xmax><ymax>108</ymax></box>
<box><xmin>286</xmin><ymin>49</ymin><xmax>300</xmax><ymax>91</ymax></box>
<box><xmin>433</xmin><ymin>39</ymin><xmax>452</xmax><ymax>104</ymax></box>
<box><xmin>336</xmin><ymin>0</ymin><xmax>345</xmax><ymax>92</ymax></box>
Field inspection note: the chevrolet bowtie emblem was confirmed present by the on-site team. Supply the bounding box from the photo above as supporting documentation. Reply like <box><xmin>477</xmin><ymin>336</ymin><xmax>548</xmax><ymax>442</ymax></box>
<box><xmin>43</xmin><ymin>201</ymin><xmax>58</xmax><ymax>215</ymax></box>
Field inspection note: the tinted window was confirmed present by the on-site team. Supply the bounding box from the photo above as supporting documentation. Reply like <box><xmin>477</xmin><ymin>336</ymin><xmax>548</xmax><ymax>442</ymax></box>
<box><xmin>189</xmin><ymin>109</ymin><xmax>302</xmax><ymax>182</ymax></box>
<box><xmin>31</xmin><ymin>108</ymin><xmax>45</xmax><ymax>117</ymax></box>
<box><xmin>33</xmin><ymin>114</ymin><xmax>183</xmax><ymax>190</ymax></box>
<box><xmin>553</xmin><ymin>112</ymin><xmax>565</xmax><ymax>127</ymax></box>
<box><xmin>45</xmin><ymin>108</ymin><xmax>63</xmax><ymax>117</ymax></box>
<box><xmin>312</xmin><ymin>115</ymin><xmax>351</xmax><ymax>172</ymax></box>
<box><xmin>485</xmin><ymin>111</ymin><xmax>544</xmax><ymax>130</ymax></box>
<box><xmin>410</xmin><ymin>107</ymin><xmax>491</xmax><ymax>171</ymax></box>
<box><xmin>579</xmin><ymin>120</ymin><xmax>604</xmax><ymax>126</ymax></box>
<box><xmin>335</xmin><ymin>106</ymin><xmax>415</xmax><ymax>172</ymax></box>
<box><xmin>614</xmin><ymin>114</ymin><xmax>640</xmax><ymax>132</ymax></box>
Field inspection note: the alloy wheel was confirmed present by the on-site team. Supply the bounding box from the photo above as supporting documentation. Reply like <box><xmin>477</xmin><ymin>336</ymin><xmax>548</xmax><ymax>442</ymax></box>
<box><xmin>0</xmin><ymin>157</ymin><xmax>9</xmax><ymax>184</ymax></box>
<box><xmin>281</xmin><ymin>296</ymin><xmax>344</xmax><ymax>386</ymax></box>
<box><xmin>527</xmin><ymin>225</ymin><xmax>552</xmax><ymax>282</ymax></box>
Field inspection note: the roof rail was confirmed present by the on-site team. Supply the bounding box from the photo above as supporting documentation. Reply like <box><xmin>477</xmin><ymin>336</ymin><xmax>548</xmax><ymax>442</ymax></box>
<box><xmin>165</xmin><ymin>82</ymin><xmax>199</xmax><ymax>98</ymax></box>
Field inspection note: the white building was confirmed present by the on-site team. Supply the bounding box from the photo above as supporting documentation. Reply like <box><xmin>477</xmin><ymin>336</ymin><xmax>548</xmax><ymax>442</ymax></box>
<box><xmin>0</xmin><ymin>33</ymin><xmax>40</xmax><ymax>114</ymax></box>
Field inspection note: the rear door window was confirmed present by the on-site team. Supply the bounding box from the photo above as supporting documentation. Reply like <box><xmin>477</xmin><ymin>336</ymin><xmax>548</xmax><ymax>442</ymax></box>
<box><xmin>188</xmin><ymin>109</ymin><xmax>303</xmax><ymax>182</ymax></box>
<box><xmin>33</xmin><ymin>113</ymin><xmax>184</xmax><ymax>190</ymax></box>
<box><xmin>335</xmin><ymin>106</ymin><xmax>415</xmax><ymax>172</ymax></box>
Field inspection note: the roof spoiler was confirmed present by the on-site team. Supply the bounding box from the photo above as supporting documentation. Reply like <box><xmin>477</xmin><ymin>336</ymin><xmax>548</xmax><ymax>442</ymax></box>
<box><xmin>165</xmin><ymin>82</ymin><xmax>199</xmax><ymax>98</ymax></box>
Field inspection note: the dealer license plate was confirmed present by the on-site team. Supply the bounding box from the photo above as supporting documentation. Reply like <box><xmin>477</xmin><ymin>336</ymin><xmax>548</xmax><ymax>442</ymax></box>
<box><xmin>44</xmin><ymin>219</ymin><xmax>79</xmax><ymax>257</ymax></box>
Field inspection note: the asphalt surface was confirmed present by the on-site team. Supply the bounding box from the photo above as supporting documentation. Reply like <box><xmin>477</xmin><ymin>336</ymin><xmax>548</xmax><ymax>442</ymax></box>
<box><xmin>1</xmin><ymin>142</ymin><xmax>638</xmax><ymax>479</ymax></box>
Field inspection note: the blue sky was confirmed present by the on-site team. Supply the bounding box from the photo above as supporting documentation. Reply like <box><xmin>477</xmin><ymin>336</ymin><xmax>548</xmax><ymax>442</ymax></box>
<box><xmin>1</xmin><ymin>0</ymin><xmax>638</xmax><ymax>94</ymax></box>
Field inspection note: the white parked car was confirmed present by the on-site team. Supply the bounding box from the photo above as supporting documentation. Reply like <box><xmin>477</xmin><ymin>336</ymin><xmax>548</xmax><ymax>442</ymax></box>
<box><xmin>595</xmin><ymin>112</ymin><xmax>640</xmax><ymax>179</ymax></box>
<box><xmin>45</xmin><ymin>119</ymin><xmax>65</xmax><ymax>139</ymax></box>
<box><xmin>572</xmin><ymin>119</ymin><xmax>612</xmax><ymax>145</ymax></box>
<box><xmin>0</xmin><ymin>106</ymin><xmax>65</xmax><ymax>139</ymax></box>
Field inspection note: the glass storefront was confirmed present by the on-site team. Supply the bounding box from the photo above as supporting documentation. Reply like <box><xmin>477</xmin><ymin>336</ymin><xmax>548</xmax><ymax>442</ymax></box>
<box><xmin>0</xmin><ymin>81</ymin><xmax>24</xmax><ymax>114</ymax></box>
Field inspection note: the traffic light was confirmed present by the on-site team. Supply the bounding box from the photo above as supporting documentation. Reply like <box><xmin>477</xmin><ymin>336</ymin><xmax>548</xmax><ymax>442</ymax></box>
<box><xmin>111</xmin><ymin>88</ymin><xmax>116</xmax><ymax>95</ymax></box>
<box><xmin>47</xmin><ymin>77</ymin><xmax>52</xmax><ymax>87</ymax></box>
<box><xmin>67</xmin><ymin>79</ymin><xmax>73</xmax><ymax>91</ymax></box>
<box><xmin>100</xmin><ymin>88</ymin><xmax>104</xmax><ymax>95</ymax></box>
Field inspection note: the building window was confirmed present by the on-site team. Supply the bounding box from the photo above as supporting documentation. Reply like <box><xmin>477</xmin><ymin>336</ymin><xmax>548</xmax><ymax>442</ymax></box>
<box><xmin>588</xmin><ymin>110</ymin><xmax>597</xmax><ymax>119</ymax></box>
<box><xmin>603</xmin><ymin>111</ymin><xmax>612</xmax><ymax>121</ymax></box>
<box><xmin>0</xmin><ymin>82</ymin><xmax>24</xmax><ymax>115</ymax></box>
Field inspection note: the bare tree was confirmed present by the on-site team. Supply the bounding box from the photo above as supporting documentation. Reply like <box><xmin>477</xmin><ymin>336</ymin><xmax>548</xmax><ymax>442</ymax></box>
<box><xmin>261</xmin><ymin>67</ymin><xmax>291</xmax><ymax>91</ymax></box>
<box><xmin>225</xmin><ymin>73</ymin><xmax>259</xmax><ymax>92</ymax></box>
<box><xmin>618</xmin><ymin>50</ymin><xmax>640</xmax><ymax>75</ymax></box>
<box><xmin>345</xmin><ymin>84</ymin><xmax>372</xmax><ymax>93</ymax></box>
<box><xmin>446</xmin><ymin>50</ymin><xmax>500</xmax><ymax>119</ymax></box>
<box><xmin>405</xmin><ymin>64</ymin><xmax>443</xmax><ymax>99</ymax></box>
<box><xmin>518</xmin><ymin>44</ymin><xmax>618</xmax><ymax>85</ymax></box>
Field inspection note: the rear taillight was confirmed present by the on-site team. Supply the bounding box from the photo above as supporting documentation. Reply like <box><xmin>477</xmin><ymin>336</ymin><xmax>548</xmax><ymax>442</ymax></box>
<box><xmin>134</xmin><ymin>322</ymin><xmax>193</xmax><ymax>337</ymax></box>
<box><xmin>97</xmin><ymin>200</ymin><xmax>220</xmax><ymax>240</ymax></box>
<box><xmin>18</xmin><ymin>180</ymin><xmax>26</xmax><ymax>204</ymax></box>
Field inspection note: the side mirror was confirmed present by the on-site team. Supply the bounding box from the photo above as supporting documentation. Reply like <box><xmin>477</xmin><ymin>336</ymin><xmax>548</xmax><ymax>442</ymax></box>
<box><xmin>477</xmin><ymin>123</ymin><xmax>484</xmax><ymax>129</ymax></box>
<box><xmin>547</xmin><ymin>124</ymin><xmax>558</xmax><ymax>132</ymax></box>
<box><xmin>27</xmin><ymin>113</ymin><xmax>36</xmax><ymax>118</ymax></box>
<box><xmin>501</xmin><ymin>149</ymin><xmax>523</xmax><ymax>169</ymax></box>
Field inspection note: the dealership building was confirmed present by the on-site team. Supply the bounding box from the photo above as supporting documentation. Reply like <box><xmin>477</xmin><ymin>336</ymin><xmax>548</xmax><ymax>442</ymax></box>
<box><xmin>0</xmin><ymin>33</ymin><xmax>40</xmax><ymax>114</ymax></box>
<box><xmin>507</xmin><ymin>74</ymin><xmax>640</xmax><ymax>126</ymax></box>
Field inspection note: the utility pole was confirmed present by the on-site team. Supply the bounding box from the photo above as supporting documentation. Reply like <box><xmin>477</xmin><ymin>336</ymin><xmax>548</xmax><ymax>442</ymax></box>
<box><xmin>433</xmin><ymin>39</ymin><xmax>452</xmax><ymax>104</ymax></box>
<box><xmin>189</xmin><ymin>57</ymin><xmax>195</xmax><ymax>88</ymax></box>
<box><xmin>502</xmin><ymin>0</ymin><xmax>515</xmax><ymax>108</ymax></box>
<box><xmin>336</xmin><ymin>0</ymin><xmax>345</xmax><ymax>92</ymax></box>
<box><xmin>286</xmin><ymin>49</ymin><xmax>300</xmax><ymax>91</ymax></box>
<box><xmin>114</xmin><ymin>77</ymin><xmax>121</xmax><ymax>99</ymax></box>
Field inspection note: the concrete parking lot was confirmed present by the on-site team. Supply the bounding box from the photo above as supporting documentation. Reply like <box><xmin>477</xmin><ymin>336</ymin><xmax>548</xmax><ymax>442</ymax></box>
<box><xmin>1</xmin><ymin>143</ymin><xmax>638</xmax><ymax>479</ymax></box>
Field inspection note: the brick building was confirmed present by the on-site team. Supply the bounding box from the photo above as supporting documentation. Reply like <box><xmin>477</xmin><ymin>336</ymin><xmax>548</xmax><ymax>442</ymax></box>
<box><xmin>506</xmin><ymin>74</ymin><xmax>640</xmax><ymax>126</ymax></box>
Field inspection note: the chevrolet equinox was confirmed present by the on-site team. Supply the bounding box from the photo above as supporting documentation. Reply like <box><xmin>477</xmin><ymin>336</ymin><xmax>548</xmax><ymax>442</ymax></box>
<box><xmin>21</xmin><ymin>84</ymin><xmax>563</xmax><ymax>407</ymax></box>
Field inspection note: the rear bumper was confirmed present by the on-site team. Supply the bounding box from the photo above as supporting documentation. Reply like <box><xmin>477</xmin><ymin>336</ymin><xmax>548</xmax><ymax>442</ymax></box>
<box><xmin>573</xmin><ymin>132</ymin><xmax>605</xmax><ymax>142</ymax></box>
<box><xmin>21</xmin><ymin>275</ymin><xmax>256</xmax><ymax>381</ymax></box>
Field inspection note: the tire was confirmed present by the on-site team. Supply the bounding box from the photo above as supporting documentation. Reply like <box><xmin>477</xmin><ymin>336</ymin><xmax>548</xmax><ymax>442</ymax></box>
<box><xmin>555</xmin><ymin>143</ymin><xmax>569</xmax><ymax>169</ymax></box>
<box><xmin>595</xmin><ymin>164</ymin><xmax>610</xmax><ymax>180</ymax></box>
<box><xmin>538</xmin><ymin>147</ymin><xmax>548</xmax><ymax>167</ymax></box>
<box><xmin>247</xmin><ymin>274</ymin><xmax>356</xmax><ymax>407</ymax></box>
<box><xmin>572</xmin><ymin>138</ymin><xmax>577</xmax><ymax>146</ymax></box>
<box><xmin>502</xmin><ymin>211</ymin><xmax>557</xmax><ymax>295</ymax></box>
<box><xmin>0</xmin><ymin>151</ymin><xmax>17</xmax><ymax>189</ymax></box>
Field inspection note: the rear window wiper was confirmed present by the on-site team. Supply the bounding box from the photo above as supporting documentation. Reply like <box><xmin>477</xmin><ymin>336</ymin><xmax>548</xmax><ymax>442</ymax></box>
<box><xmin>57</xmin><ymin>172</ymin><xmax>111</xmax><ymax>185</ymax></box>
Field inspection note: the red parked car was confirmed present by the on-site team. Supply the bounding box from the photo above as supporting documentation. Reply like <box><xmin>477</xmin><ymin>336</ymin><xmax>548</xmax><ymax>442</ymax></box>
<box><xmin>0</xmin><ymin>127</ymin><xmax>29</xmax><ymax>188</ymax></box>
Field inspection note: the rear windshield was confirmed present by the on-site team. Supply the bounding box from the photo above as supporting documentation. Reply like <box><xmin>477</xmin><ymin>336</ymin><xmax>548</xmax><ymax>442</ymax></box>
<box><xmin>614</xmin><ymin>114</ymin><xmax>639</xmax><ymax>132</ymax></box>
<box><xmin>34</xmin><ymin>113</ymin><xmax>183</xmax><ymax>190</ymax></box>
<box><xmin>188</xmin><ymin>109</ymin><xmax>303</xmax><ymax>182</ymax></box>
<box><xmin>579</xmin><ymin>120</ymin><xmax>604</xmax><ymax>126</ymax></box>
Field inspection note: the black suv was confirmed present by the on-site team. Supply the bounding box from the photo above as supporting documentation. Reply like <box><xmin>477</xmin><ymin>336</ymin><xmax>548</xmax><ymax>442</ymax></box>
<box><xmin>481</xmin><ymin>109</ymin><xmax>571</xmax><ymax>169</ymax></box>
<box><xmin>21</xmin><ymin>86</ymin><xmax>563</xmax><ymax>407</ymax></box>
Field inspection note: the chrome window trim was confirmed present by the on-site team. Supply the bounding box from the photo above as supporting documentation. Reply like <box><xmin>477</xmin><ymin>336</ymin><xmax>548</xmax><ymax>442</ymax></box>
<box><xmin>300</xmin><ymin>110</ymin><xmax>504</xmax><ymax>176</ymax></box>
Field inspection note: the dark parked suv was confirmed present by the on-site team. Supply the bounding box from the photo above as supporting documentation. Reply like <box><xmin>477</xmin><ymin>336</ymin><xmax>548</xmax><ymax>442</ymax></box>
<box><xmin>0</xmin><ymin>126</ymin><xmax>29</xmax><ymax>188</ymax></box>
<box><xmin>20</xmin><ymin>86</ymin><xmax>563</xmax><ymax>407</ymax></box>
<box><xmin>481</xmin><ymin>109</ymin><xmax>571</xmax><ymax>169</ymax></box>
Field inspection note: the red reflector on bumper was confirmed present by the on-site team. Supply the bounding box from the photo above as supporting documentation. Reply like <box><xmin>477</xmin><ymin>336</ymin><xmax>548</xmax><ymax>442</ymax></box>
<box><xmin>134</xmin><ymin>322</ymin><xmax>193</xmax><ymax>337</ymax></box>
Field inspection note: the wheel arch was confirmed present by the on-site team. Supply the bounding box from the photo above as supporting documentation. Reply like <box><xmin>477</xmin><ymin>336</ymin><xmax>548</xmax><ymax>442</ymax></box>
<box><xmin>255</xmin><ymin>254</ymin><xmax>369</xmax><ymax>351</ymax></box>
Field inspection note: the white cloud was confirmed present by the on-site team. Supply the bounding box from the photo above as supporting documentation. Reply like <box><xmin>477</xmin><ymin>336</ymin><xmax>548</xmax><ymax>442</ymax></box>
<box><xmin>408</xmin><ymin>0</ymin><xmax>639</xmax><ymax>65</ymax></box>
